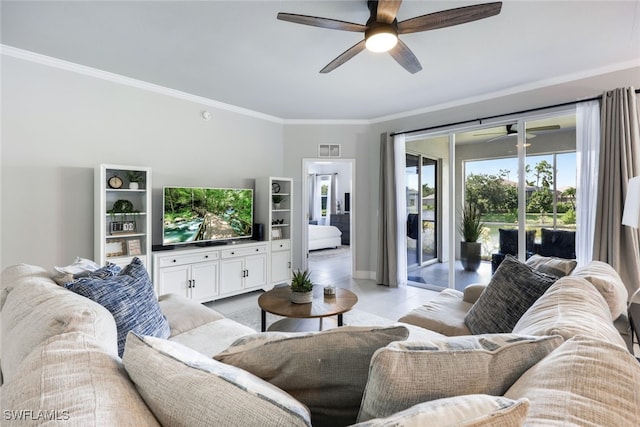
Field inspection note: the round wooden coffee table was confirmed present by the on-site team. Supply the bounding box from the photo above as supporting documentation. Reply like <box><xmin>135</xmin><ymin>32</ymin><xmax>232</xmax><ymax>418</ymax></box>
<box><xmin>258</xmin><ymin>286</ymin><xmax>358</xmax><ymax>332</ymax></box>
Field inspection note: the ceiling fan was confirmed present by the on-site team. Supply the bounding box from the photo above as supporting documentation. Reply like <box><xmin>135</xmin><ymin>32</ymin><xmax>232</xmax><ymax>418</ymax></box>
<box><xmin>475</xmin><ymin>124</ymin><xmax>562</xmax><ymax>143</ymax></box>
<box><xmin>277</xmin><ymin>0</ymin><xmax>503</xmax><ymax>74</ymax></box>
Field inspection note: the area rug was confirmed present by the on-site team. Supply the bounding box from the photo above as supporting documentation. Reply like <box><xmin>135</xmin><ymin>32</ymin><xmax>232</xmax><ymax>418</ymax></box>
<box><xmin>308</xmin><ymin>245</ymin><xmax>350</xmax><ymax>260</ymax></box>
<box><xmin>226</xmin><ymin>306</ymin><xmax>394</xmax><ymax>332</ymax></box>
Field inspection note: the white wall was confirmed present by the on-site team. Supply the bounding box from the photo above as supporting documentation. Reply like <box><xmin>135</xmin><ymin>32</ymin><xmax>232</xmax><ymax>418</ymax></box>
<box><xmin>1</xmin><ymin>56</ymin><xmax>283</xmax><ymax>269</ymax></box>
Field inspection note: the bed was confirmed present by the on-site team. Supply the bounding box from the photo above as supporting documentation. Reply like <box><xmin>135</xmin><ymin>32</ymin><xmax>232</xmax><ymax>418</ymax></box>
<box><xmin>308</xmin><ymin>224</ymin><xmax>342</xmax><ymax>251</ymax></box>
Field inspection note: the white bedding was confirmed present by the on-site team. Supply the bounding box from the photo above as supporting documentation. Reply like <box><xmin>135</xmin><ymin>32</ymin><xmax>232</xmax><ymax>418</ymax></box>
<box><xmin>308</xmin><ymin>224</ymin><xmax>342</xmax><ymax>251</ymax></box>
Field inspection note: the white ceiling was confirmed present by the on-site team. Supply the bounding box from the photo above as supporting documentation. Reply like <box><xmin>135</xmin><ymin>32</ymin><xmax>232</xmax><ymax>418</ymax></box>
<box><xmin>2</xmin><ymin>1</ymin><xmax>640</xmax><ymax>121</ymax></box>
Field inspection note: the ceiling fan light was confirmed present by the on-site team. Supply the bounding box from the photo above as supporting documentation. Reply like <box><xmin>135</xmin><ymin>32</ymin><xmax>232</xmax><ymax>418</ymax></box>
<box><xmin>365</xmin><ymin>24</ymin><xmax>398</xmax><ymax>52</ymax></box>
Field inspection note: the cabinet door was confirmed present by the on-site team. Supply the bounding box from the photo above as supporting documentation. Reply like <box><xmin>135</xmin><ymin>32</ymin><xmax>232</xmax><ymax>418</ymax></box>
<box><xmin>271</xmin><ymin>250</ymin><xmax>291</xmax><ymax>285</ymax></box>
<box><xmin>190</xmin><ymin>261</ymin><xmax>219</xmax><ymax>302</ymax></box>
<box><xmin>219</xmin><ymin>258</ymin><xmax>245</xmax><ymax>295</ymax></box>
<box><xmin>245</xmin><ymin>254</ymin><xmax>267</xmax><ymax>289</ymax></box>
<box><xmin>157</xmin><ymin>264</ymin><xmax>191</xmax><ymax>297</ymax></box>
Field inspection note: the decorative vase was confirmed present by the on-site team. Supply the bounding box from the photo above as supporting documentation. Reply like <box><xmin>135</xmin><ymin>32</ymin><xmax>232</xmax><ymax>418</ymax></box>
<box><xmin>129</xmin><ymin>182</ymin><xmax>139</xmax><ymax>190</ymax></box>
<box><xmin>290</xmin><ymin>290</ymin><xmax>313</xmax><ymax>304</ymax></box>
<box><xmin>460</xmin><ymin>241</ymin><xmax>482</xmax><ymax>272</ymax></box>
<box><xmin>273</xmin><ymin>202</ymin><xmax>281</xmax><ymax>209</ymax></box>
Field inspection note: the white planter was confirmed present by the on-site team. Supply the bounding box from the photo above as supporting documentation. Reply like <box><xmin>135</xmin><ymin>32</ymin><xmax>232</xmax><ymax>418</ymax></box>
<box><xmin>290</xmin><ymin>290</ymin><xmax>313</xmax><ymax>304</ymax></box>
<box><xmin>129</xmin><ymin>182</ymin><xmax>140</xmax><ymax>190</ymax></box>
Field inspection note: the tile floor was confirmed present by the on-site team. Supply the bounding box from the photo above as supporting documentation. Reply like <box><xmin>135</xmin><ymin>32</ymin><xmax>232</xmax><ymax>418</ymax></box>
<box><xmin>206</xmin><ymin>247</ymin><xmax>439</xmax><ymax>321</ymax></box>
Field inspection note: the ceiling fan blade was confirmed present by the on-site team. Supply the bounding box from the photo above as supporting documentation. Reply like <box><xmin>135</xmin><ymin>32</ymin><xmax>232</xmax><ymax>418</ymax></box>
<box><xmin>397</xmin><ymin>2</ymin><xmax>502</xmax><ymax>34</ymax></box>
<box><xmin>320</xmin><ymin>40</ymin><xmax>367</xmax><ymax>73</ymax></box>
<box><xmin>277</xmin><ymin>13</ymin><xmax>366</xmax><ymax>32</ymax></box>
<box><xmin>527</xmin><ymin>125</ymin><xmax>561</xmax><ymax>132</ymax></box>
<box><xmin>376</xmin><ymin>0</ymin><xmax>403</xmax><ymax>24</ymax></box>
<box><xmin>389</xmin><ymin>39</ymin><xmax>422</xmax><ymax>74</ymax></box>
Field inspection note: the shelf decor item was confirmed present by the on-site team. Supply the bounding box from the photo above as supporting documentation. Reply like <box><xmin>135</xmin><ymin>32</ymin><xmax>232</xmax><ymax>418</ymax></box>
<box><xmin>126</xmin><ymin>171</ymin><xmax>145</xmax><ymax>190</ymax></box>
<box><xmin>272</xmin><ymin>194</ymin><xmax>284</xmax><ymax>209</ymax></box>
<box><xmin>290</xmin><ymin>269</ymin><xmax>313</xmax><ymax>304</ymax></box>
<box><xmin>108</xmin><ymin>174</ymin><xmax>123</xmax><ymax>189</ymax></box>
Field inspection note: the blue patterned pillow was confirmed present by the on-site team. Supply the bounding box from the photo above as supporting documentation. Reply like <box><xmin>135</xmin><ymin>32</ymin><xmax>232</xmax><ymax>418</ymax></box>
<box><xmin>65</xmin><ymin>258</ymin><xmax>170</xmax><ymax>356</ymax></box>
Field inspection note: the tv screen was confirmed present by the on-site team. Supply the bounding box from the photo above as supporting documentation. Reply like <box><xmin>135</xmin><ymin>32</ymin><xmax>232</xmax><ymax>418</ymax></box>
<box><xmin>163</xmin><ymin>187</ymin><xmax>253</xmax><ymax>246</ymax></box>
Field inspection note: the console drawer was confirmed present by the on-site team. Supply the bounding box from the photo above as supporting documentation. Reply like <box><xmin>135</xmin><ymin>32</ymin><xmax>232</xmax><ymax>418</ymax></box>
<box><xmin>157</xmin><ymin>251</ymin><xmax>219</xmax><ymax>267</ymax></box>
<box><xmin>221</xmin><ymin>245</ymin><xmax>267</xmax><ymax>259</ymax></box>
<box><xmin>271</xmin><ymin>239</ymin><xmax>291</xmax><ymax>251</ymax></box>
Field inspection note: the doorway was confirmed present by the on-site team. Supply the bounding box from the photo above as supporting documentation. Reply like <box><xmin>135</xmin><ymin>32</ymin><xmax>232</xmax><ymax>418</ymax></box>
<box><xmin>302</xmin><ymin>159</ymin><xmax>355</xmax><ymax>279</ymax></box>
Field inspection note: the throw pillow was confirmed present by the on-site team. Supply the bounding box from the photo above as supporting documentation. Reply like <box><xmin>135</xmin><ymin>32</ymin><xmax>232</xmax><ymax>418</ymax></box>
<box><xmin>357</xmin><ymin>333</ymin><xmax>562</xmax><ymax>422</ymax></box>
<box><xmin>525</xmin><ymin>254</ymin><xmax>577</xmax><ymax>277</ymax></box>
<box><xmin>570</xmin><ymin>261</ymin><xmax>628</xmax><ymax>320</ymax></box>
<box><xmin>464</xmin><ymin>255</ymin><xmax>558</xmax><ymax>334</ymax></box>
<box><xmin>65</xmin><ymin>257</ymin><xmax>170</xmax><ymax>356</ymax></box>
<box><xmin>1</xmin><ymin>332</ymin><xmax>160</xmax><ymax>426</ymax></box>
<box><xmin>51</xmin><ymin>256</ymin><xmax>101</xmax><ymax>285</ymax></box>
<box><xmin>539</xmin><ymin>228</ymin><xmax>576</xmax><ymax>258</ymax></box>
<box><xmin>505</xmin><ymin>336</ymin><xmax>640</xmax><ymax>425</ymax></box>
<box><xmin>214</xmin><ymin>325</ymin><xmax>410</xmax><ymax>427</ymax></box>
<box><xmin>352</xmin><ymin>395</ymin><xmax>530</xmax><ymax>427</ymax></box>
<box><xmin>122</xmin><ymin>332</ymin><xmax>312</xmax><ymax>427</ymax></box>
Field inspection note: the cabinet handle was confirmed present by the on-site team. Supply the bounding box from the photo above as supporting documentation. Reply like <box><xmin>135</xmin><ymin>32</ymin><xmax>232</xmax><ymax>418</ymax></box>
<box><xmin>245</xmin><ymin>269</ymin><xmax>249</xmax><ymax>277</ymax></box>
<box><xmin>192</xmin><ymin>279</ymin><xmax>196</xmax><ymax>288</ymax></box>
<box><xmin>187</xmin><ymin>279</ymin><xmax>192</xmax><ymax>288</ymax></box>
<box><xmin>288</xmin><ymin>262</ymin><xmax>291</xmax><ymax>268</ymax></box>
<box><xmin>172</xmin><ymin>259</ymin><xmax>177</xmax><ymax>263</ymax></box>
<box><xmin>204</xmin><ymin>255</ymin><xmax>209</xmax><ymax>259</ymax></box>
<box><xmin>231</xmin><ymin>251</ymin><xmax>235</xmax><ymax>255</ymax></box>
<box><xmin>255</xmin><ymin>248</ymin><xmax>259</xmax><ymax>252</ymax></box>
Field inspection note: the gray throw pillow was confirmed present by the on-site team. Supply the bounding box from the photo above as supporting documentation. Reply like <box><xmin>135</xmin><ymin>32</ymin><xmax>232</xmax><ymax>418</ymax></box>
<box><xmin>464</xmin><ymin>255</ymin><xmax>558</xmax><ymax>334</ymax></box>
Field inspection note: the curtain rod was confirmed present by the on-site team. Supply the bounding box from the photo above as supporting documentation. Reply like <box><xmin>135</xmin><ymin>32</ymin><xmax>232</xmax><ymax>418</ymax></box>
<box><xmin>390</xmin><ymin>88</ymin><xmax>640</xmax><ymax>137</ymax></box>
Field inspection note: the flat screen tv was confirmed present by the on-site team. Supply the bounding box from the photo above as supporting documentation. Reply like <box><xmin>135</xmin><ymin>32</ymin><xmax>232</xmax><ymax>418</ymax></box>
<box><xmin>163</xmin><ymin>186</ymin><xmax>253</xmax><ymax>246</ymax></box>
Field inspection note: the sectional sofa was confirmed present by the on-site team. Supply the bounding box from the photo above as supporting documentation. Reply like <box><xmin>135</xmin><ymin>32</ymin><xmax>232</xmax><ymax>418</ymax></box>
<box><xmin>1</xmin><ymin>255</ymin><xmax>639</xmax><ymax>426</ymax></box>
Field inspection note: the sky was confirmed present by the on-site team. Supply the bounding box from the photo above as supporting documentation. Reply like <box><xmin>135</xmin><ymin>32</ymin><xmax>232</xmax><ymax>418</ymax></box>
<box><xmin>464</xmin><ymin>152</ymin><xmax>577</xmax><ymax>190</ymax></box>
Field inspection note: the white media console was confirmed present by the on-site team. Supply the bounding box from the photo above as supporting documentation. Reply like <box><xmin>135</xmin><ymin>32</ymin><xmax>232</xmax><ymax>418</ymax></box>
<box><xmin>152</xmin><ymin>240</ymin><xmax>272</xmax><ymax>303</ymax></box>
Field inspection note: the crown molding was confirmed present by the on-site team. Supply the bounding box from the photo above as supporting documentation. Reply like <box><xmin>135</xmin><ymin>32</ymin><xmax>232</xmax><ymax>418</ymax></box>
<box><xmin>1</xmin><ymin>44</ymin><xmax>284</xmax><ymax>124</ymax></box>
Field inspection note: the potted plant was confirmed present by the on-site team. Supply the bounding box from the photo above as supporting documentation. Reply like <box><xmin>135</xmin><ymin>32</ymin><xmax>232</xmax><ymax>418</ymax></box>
<box><xmin>126</xmin><ymin>171</ymin><xmax>145</xmax><ymax>190</ymax></box>
<box><xmin>272</xmin><ymin>194</ymin><xmax>284</xmax><ymax>209</ymax></box>
<box><xmin>290</xmin><ymin>269</ymin><xmax>314</xmax><ymax>304</ymax></box>
<box><xmin>458</xmin><ymin>202</ymin><xmax>484</xmax><ymax>272</ymax></box>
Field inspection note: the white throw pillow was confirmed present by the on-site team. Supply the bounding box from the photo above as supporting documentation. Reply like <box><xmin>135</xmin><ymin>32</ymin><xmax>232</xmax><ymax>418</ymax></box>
<box><xmin>51</xmin><ymin>256</ymin><xmax>101</xmax><ymax>285</ymax></box>
<box><xmin>352</xmin><ymin>394</ymin><xmax>530</xmax><ymax>427</ymax></box>
<box><xmin>122</xmin><ymin>332</ymin><xmax>312</xmax><ymax>427</ymax></box>
<box><xmin>357</xmin><ymin>333</ymin><xmax>562</xmax><ymax>422</ymax></box>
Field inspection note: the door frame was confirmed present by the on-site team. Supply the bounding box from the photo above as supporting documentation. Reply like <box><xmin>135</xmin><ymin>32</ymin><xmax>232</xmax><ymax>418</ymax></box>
<box><xmin>301</xmin><ymin>158</ymin><xmax>356</xmax><ymax>277</ymax></box>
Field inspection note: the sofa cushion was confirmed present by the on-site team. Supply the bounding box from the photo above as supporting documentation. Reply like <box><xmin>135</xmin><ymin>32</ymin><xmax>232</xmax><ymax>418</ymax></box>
<box><xmin>464</xmin><ymin>255</ymin><xmax>558</xmax><ymax>334</ymax></box>
<box><xmin>571</xmin><ymin>260</ymin><xmax>628</xmax><ymax>320</ymax></box>
<box><xmin>1</xmin><ymin>272</ymin><xmax>118</xmax><ymax>382</ymax></box>
<box><xmin>525</xmin><ymin>254</ymin><xmax>577</xmax><ymax>277</ymax></box>
<box><xmin>158</xmin><ymin>293</ymin><xmax>224</xmax><ymax>337</ymax></box>
<box><xmin>357</xmin><ymin>333</ymin><xmax>563</xmax><ymax>422</ymax></box>
<box><xmin>505</xmin><ymin>336</ymin><xmax>640</xmax><ymax>425</ymax></box>
<box><xmin>123</xmin><ymin>332</ymin><xmax>312</xmax><ymax>427</ymax></box>
<box><xmin>214</xmin><ymin>325</ymin><xmax>409</xmax><ymax>427</ymax></box>
<box><xmin>352</xmin><ymin>395</ymin><xmax>530</xmax><ymax>427</ymax></box>
<box><xmin>65</xmin><ymin>257</ymin><xmax>170</xmax><ymax>356</ymax></box>
<box><xmin>51</xmin><ymin>256</ymin><xmax>101</xmax><ymax>285</ymax></box>
<box><xmin>1</xmin><ymin>263</ymin><xmax>52</xmax><ymax>310</ymax></box>
<box><xmin>398</xmin><ymin>289</ymin><xmax>472</xmax><ymax>336</ymax></box>
<box><xmin>169</xmin><ymin>318</ymin><xmax>256</xmax><ymax>357</ymax></box>
<box><xmin>0</xmin><ymin>332</ymin><xmax>159</xmax><ymax>426</ymax></box>
<box><xmin>512</xmin><ymin>275</ymin><xmax>628</xmax><ymax>348</ymax></box>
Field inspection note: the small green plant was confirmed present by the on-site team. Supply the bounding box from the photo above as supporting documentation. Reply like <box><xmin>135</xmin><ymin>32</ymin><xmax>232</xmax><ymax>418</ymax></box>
<box><xmin>290</xmin><ymin>269</ymin><xmax>313</xmax><ymax>293</ymax></box>
<box><xmin>458</xmin><ymin>202</ymin><xmax>484</xmax><ymax>242</ymax></box>
<box><xmin>126</xmin><ymin>171</ymin><xmax>145</xmax><ymax>183</ymax></box>
<box><xmin>272</xmin><ymin>195</ymin><xmax>284</xmax><ymax>204</ymax></box>
<box><xmin>108</xmin><ymin>199</ymin><xmax>138</xmax><ymax>221</ymax></box>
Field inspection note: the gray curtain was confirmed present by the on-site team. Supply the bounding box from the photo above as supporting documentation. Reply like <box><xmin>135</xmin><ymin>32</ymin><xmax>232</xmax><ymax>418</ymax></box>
<box><xmin>376</xmin><ymin>133</ymin><xmax>407</xmax><ymax>287</ymax></box>
<box><xmin>593</xmin><ymin>87</ymin><xmax>640</xmax><ymax>296</ymax></box>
